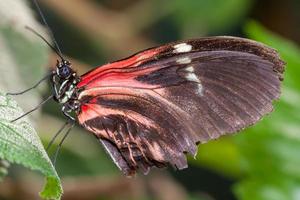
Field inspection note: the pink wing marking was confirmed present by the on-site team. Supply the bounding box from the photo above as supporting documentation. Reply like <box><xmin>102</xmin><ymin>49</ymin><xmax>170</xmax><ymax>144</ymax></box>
<box><xmin>78</xmin><ymin>87</ymin><xmax>192</xmax><ymax>129</ymax></box>
<box><xmin>79</xmin><ymin>100</ymin><xmax>155</xmax><ymax>131</ymax></box>
<box><xmin>78</xmin><ymin>66</ymin><xmax>162</xmax><ymax>90</ymax></box>
<box><xmin>77</xmin><ymin>47</ymin><xmax>164</xmax><ymax>88</ymax></box>
<box><xmin>77</xmin><ymin>86</ymin><xmax>198</xmax><ymax>164</ymax></box>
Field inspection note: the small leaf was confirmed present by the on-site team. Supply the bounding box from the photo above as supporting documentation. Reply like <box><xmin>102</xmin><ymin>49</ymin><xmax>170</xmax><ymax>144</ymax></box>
<box><xmin>0</xmin><ymin>93</ymin><xmax>62</xmax><ymax>200</ymax></box>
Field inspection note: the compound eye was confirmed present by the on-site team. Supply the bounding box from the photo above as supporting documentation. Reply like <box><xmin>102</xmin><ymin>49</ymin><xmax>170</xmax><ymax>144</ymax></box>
<box><xmin>59</xmin><ymin>66</ymin><xmax>71</xmax><ymax>78</ymax></box>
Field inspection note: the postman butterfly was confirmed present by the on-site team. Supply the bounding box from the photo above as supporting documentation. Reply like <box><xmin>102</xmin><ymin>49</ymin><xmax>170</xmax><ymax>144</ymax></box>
<box><xmin>10</xmin><ymin>0</ymin><xmax>285</xmax><ymax>176</ymax></box>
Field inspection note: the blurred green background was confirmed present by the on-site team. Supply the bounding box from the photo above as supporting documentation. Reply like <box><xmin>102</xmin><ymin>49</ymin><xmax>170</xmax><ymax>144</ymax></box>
<box><xmin>0</xmin><ymin>0</ymin><xmax>300</xmax><ymax>199</ymax></box>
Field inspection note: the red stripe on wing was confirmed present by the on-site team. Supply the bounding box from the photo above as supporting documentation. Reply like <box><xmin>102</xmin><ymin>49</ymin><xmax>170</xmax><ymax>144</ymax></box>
<box><xmin>78</xmin><ymin>66</ymin><xmax>162</xmax><ymax>90</ymax></box>
<box><xmin>77</xmin><ymin>47</ymin><xmax>164</xmax><ymax>88</ymax></box>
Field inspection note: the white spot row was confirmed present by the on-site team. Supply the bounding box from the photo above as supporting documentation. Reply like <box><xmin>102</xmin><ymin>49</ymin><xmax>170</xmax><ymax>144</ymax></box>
<box><xmin>173</xmin><ymin>43</ymin><xmax>192</xmax><ymax>53</ymax></box>
<box><xmin>183</xmin><ymin>65</ymin><xmax>203</xmax><ymax>96</ymax></box>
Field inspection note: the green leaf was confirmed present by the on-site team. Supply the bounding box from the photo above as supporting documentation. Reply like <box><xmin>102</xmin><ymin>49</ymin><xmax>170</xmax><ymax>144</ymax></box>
<box><xmin>0</xmin><ymin>93</ymin><xmax>62</xmax><ymax>200</ymax></box>
<box><xmin>0</xmin><ymin>2</ymin><xmax>59</xmax><ymax>197</ymax></box>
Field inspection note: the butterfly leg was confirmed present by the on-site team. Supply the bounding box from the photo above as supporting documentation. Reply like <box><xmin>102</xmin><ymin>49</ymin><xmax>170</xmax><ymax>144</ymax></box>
<box><xmin>11</xmin><ymin>95</ymin><xmax>53</xmax><ymax>122</ymax></box>
<box><xmin>46</xmin><ymin>120</ymin><xmax>70</xmax><ymax>151</ymax></box>
<box><xmin>51</xmin><ymin>73</ymin><xmax>60</xmax><ymax>102</ymax></box>
<box><xmin>52</xmin><ymin>122</ymin><xmax>75</xmax><ymax>165</ymax></box>
<box><xmin>61</xmin><ymin>104</ymin><xmax>75</xmax><ymax>121</ymax></box>
<box><xmin>6</xmin><ymin>72</ymin><xmax>53</xmax><ymax>96</ymax></box>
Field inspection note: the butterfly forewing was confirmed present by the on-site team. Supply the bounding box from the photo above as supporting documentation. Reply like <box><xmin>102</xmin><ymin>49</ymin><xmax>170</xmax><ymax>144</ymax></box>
<box><xmin>76</xmin><ymin>36</ymin><xmax>285</xmax><ymax>176</ymax></box>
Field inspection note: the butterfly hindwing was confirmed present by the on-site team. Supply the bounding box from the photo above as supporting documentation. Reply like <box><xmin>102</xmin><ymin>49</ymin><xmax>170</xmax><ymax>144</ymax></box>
<box><xmin>77</xmin><ymin>37</ymin><xmax>285</xmax><ymax>175</ymax></box>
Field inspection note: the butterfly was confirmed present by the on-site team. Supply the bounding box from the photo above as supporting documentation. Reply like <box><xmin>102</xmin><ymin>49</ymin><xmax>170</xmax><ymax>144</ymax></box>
<box><xmin>10</xmin><ymin>1</ymin><xmax>285</xmax><ymax>176</ymax></box>
<box><xmin>50</xmin><ymin>36</ymin><xmax>284</xmax><ymax>176</ymax></box>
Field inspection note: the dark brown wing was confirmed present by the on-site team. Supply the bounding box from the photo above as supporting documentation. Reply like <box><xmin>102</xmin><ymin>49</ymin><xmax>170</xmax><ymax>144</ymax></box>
<box><xmin>77</xmin><ymin>37</ymin><xmax>285</xmax><ymax>176</ymax></box>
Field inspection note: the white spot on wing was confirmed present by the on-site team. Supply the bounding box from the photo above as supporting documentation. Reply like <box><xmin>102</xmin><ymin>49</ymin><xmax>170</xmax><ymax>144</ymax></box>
<box><xmin>173</xmin><ymin>43</ymin><xmax>192</xmax><ymax>53</ymax></box>
<box><xmin>176</xmin><ymin>57</ymin><xmax>191</xmax><ymax>64</ymax></box>
<box><xmin>196</xmin><ymin>84</ymin><xmax>203</xmax><ymax>96</ymax></box>
<box><xmin>186</xmin><ymin>73</ymin><xmax>199</xmax><ymax>83</ymax></box>
<box><xmin>185</xmin><ymin>66</ymin><xmax>194</xmax><ymax>72</ymax></box>
<box><xmin>184</xmin><ymin>65</ymin><xmax>203</xmax><ymax>96</ymax></box>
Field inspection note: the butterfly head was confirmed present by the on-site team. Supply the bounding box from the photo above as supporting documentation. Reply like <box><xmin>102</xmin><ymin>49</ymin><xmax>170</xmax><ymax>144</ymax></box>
<box><xmin>56</xmin><ymin>60</ymin><xmax>74</xmax><ymax>79</ymax></box>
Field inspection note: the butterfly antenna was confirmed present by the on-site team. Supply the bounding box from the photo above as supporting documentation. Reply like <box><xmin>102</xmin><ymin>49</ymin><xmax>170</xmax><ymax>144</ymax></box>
<box><xmin>52</xmin><ymin>122</ymin><xmax>75</xmax><ymax>166</ymax></box>
<box><xmin>46</xmin><ymin>120</ymin><xmax>70</xmax><ymax>151</ymax></box>
<box><xmin>32</xmin><ymin>0</ymin><xmax>64</xmax><ymax>61</ymax></box>
<box><xmin>25</xmin><ymin>26</ymin><xmax>64</xmax><ymax>61</ymax></box>
<box><xmin>6</xmin><ymin>71</ymin><xmax>53</xmax><ymax>96</ymax></box>
<box><xmin>10</xmin><ymin>95</ymin><xmax>53</xmax><ymax>122</ymax></box>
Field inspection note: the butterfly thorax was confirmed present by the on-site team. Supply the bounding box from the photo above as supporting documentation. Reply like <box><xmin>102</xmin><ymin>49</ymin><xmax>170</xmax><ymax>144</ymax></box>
<box><xmin>52</xmin><ymin>60</ymin><xmax>81</xmax><ymax>120</ymax></box>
